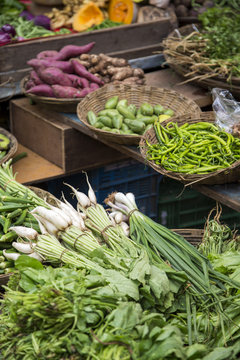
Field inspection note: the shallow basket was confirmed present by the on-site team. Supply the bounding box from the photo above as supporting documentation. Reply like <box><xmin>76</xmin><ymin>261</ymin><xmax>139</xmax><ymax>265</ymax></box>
<box><xmin>77</xmin><ymin>83</ymin><xmax>201</xmax><ymax>145</ymax></box>
<box><xmin>21</xmin><ymin>76</ymin><xmax>82</xmax><ymax>113</ymax></box>
<box><xmin>140</xmin><ymin>111</ymin><xmax>240</xmax><ymax>185</ymax></box>
<box><xmin>163</xmin><ymin>25</ymin><xmax>240</xmax><ymax>97</ymax></box>
<box><xmin>0</xmin><ymin>127</ymin><xmax>18</xmax><ymax>165</ymax></box>
<box><xmin>0</xmin><ymin>186</ymin><xmax>60</xmax><ymax>286</ymax></box>
<box><xmin>172</xmin><ymin>228</ymin><xmax>204</xmax><ymax>247</ymax></box>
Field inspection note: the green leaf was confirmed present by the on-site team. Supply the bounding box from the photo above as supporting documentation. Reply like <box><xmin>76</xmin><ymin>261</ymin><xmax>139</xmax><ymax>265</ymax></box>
<box><xmin>203</xmin><ymin>347</ymin><xmax>235</xmax><ymax>360</ymax></box>
<box><xmin>129</xmin><ymin>249</ymin><xmax>151</xmax><ymax>284</ymax></box>
<box><xmin>149</xmin><ymin>265</ymin><xmax>170</xmax><ymax>300</ymax></box>
<box><xmin>15</xmin><ymin>254</ymin><xmax>44</xmax><ymax>271</ymax></box>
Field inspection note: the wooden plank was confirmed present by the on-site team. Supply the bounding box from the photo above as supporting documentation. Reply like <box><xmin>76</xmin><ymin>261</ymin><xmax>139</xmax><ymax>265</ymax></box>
<box><xmin>13</xmin><ymin>144</ymin><xmax>64</xmax><ymax>184</ymax></box>
<box><xmin>0</xmin><ymin>19</ymin><xmax>173</xmax><ymax>74</ymax></box>
<box><xmin>195</xmin><ymin>184</ymin><xmax>240</xmax><ymax>213</ymax></box>
<box><xmin>145</xmin><ymin>68</ymin><xmax>212</xmax><ymax>108</ymax></box>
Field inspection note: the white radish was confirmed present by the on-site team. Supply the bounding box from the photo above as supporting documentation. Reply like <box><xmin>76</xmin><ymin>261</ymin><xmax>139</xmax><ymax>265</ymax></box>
<box><xmin>31</xmin><ymin>206</ymin><xmax>68</xmax><ymax>230</ymax></box>
<box><xmin>3</xmin><ymin>250</ymin><xmax>21</xmax><ymax>261</ymax></box>
<box><xmin>12</xmin><ymin>242</ymin><xmax>36</xmax><ymax>254</ymax></box>
<box><xmin>28</xmin><ymin>252</ymin><xmax>43</xmax><ymax>262</ymax></box>
<box><xmin>9</xmin><ymin>226</ymin><xmax>38</xmax><ymax>240</ymax></box>
<box><xmin>83</xmin><ymin>171</ymin><xmax>97</xmax><ymax>205</ymax></box>
<box><xmin>33</xmin><ymin>214</ymin><xmax>58</xmax><ymax>236</ymax></box>
<box><xmin>48</xmin><ymin>204</ymin><xmax>72</xmax><ymax>226</ymax></box>
<box><xmin>64</xmin><ymin>183</ymin><xmax>90</xmax><ymax>208</ymax></box>
<box><xmin>59</xmin><ymin>198</ymin><xmax>83</xmax><ymax>226</ymax></box>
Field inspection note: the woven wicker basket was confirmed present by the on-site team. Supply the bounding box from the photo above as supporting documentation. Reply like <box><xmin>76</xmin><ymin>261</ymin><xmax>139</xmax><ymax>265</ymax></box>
<box><xmin>163</xmin><ymin>25</ymin><xmax>240</xmax><ymax>97</ymax></box>
<box><xmin>21</xmin><ymin>76</ymin><xmax>82</xmax><ymax>113</ymax></box>
<box><xmin>173</xmin><ymin>228</ymin><xmax>204</xmax><ymax>247</ymax></box>
<box><xmin>0</xmin><ymin>187</ymin><xmax>60</xmax><ymax>286</ymax></box>
<box><xmin>140</xmin><ymin>111</ymin><xmax>240</xmax><ymax>185</ymax></box>
<box><xmin>0</xmin><ymin>128</ymin><xmax>18</xmax><ymax>165</ymax></box>
<box><xmin>77</xmin><ymin>83</ymin><xmax>201</xmax><ymax>145</ymax></box>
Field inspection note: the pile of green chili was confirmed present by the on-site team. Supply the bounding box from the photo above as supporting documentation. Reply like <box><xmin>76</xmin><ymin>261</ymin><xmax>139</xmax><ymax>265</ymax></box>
<box><xmin>146</xmin><ymin>121</ymin><xmax>240</xmax><ymax>174</ymax></box>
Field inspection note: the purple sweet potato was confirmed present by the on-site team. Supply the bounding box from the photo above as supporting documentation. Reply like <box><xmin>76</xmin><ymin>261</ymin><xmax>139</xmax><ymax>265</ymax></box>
<box><xmin>52</xmin><ymin>85</ymin><xmax>83</xmax><ymax>98</ymax></box>
<box><xmin>71</xmin><ymin>59</ymin><xmax>103</xmax><ymax>85</ymax></box>
<box><xmin>26</xmin><ymin>84</ymin><xmax>55</xmax><ymax>97</ymax></box>
<box><xmin>89</xmin><ymin>82</ymin><xmax>100</xmax><ymax>91</ymax></box>
<box><xmin>37</xmin><ymin>50</ymin><xmax>59</xmax><ymax>60</ymax></box>
<box><xmin>80</xmin><ymin>77</ymin><xmax>89</xmax><ymax>88</ymax></box>
<box><xmin>25</xmin><ymin>79</ymin><xmax>35</xmax><ymax>90</ymax></box>
<box><xmin>67</xmin><ymin>74</ymin><xmax>82</xmax><ymax>88</ymax></box>
<box><xmin>27</xmin><ymin>58</ymin><xmax>73</xmax><ymax>73</ymax></box>
<box><xmin>38</xmin><ymin>67</ymin><xmax>73</xmax><ymax>86</ymax></box>
<box><xmin>54</xmin><ymin>42</ymin><xmax>95</xmax><ymax>61</ymax></box>
<box><xmin>30</xmin><ymin>70</ymin><xmax>43</xmax><ymax>85</ymax></box>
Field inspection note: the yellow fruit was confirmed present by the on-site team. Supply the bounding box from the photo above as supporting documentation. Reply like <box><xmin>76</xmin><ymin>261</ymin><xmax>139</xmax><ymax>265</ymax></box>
<box><xmin>158</xmin><ymin>114</ymin><xmax>171</xmax><ymax>123</ymax></box>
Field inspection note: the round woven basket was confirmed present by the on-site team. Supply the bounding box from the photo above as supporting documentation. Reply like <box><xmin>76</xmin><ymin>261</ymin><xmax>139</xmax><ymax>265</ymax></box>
<box><xmin>172</xmin><ymin>228</ymin><xmax>204</xmax><ymax>247</ymax></box>
<box><xmin>21</xmin><ymin>76</ymin><xmax>82</xmax><ymax>113</ymax></box>
<box><xmin>140</xmin><ymin>111</ymin><xmax>240</xmax><ymax>185</ymax></box>
<box><xmin>0</xmin><ymin>128</ymin><xmax>18</xmax><ymax>165</ymax></box>
<box><xmin>77</xmin><ymin>83</ymin><xmax>201</xmax><ymax>145</ymax></box>
<box><xmin>163</xmin><ymin>25</ymin><xmax>240</xmax><ymax>97</ymax></box>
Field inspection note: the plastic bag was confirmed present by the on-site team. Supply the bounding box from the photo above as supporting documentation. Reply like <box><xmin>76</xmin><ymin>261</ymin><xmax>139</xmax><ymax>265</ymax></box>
<box><xmin>212</xmin><ymin>88</ymin><xmax>240</xmax><ymax>133</ymax></box>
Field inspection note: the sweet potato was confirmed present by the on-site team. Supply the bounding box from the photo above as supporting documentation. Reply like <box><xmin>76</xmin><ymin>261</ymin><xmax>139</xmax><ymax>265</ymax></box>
<box><xmin>80</xmin><ymin>77</ymin><xmax>89</xmax><ymax>88</ymax></box>
<box><xmin>30</xmin><ymin>70</ymin><xmax>43</xmax><ymax>85</ymax></box>
<box><xmin>89</xmin><ymin>82</ymin><xmax>99</xmax><ymax>91</ymax></box>
<box><xmin>54</xmin><ymin>42</ymin><xmax>95</xmax><ymax>61</ymax></box>
<box><xmin>71</xmin><ymin>59</ymin><xmax>103</xmax><ymax>86</ymax></box>
<box><xmin>67</xmin><ymin>74</ymin><xmax>82</xmax><ymax>88</ymax></box>
<box><xmin>26</xmin><ymin>84</ymin><xmax>55</xmax><ymax>97</ymax></box>
<box><xmin>52</xmin><ymin>85</ymin><xmax>83</xmax><ymax>98</ymax></box>
<box><xmin>37</xmin><ymin>50</ymin><xmax>59</xmax><ymax>60</ymax></box>
<box><xmin>25</xmin><ymin>80</ymin><xmax>35</xmax><ymax>90</ymax></box>
<box><xmin>38</xmin><ymin>67</ymin><xmax>73</xmax><ymax>86</ymax></box>
<box><xmin>27</xmin><ymin>58</ymin><xmax>73</xmax><ymax>73</ymax></box>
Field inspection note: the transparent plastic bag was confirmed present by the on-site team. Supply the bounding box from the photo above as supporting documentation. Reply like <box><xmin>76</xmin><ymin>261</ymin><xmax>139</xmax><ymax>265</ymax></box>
<box><xmin>149</xmin><ymin>0</ymin><xmax>170</xmax><ymax>9</ymax></box>
<box><xmin>212</xmin><ymin>88</ymin><xmax>240</xmax><ymax>134</ymax></box>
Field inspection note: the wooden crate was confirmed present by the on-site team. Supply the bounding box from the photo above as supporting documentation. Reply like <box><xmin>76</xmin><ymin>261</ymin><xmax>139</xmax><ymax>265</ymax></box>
<box><xmin>0</xmin><ymin>16</ymin><xmax>177</xmax><ymax>85</ymax></box>
<box><xmin>10</xmin><ymin>98</ymin><xmax>126</xmax><ymax>172</ymax></box>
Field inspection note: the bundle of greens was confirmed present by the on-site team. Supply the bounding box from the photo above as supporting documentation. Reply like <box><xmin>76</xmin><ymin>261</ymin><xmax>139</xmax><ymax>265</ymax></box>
<box><xmin>163</xmin><ymin>6</ymin><xmax>240</xmax><ymax>83</ymax></box>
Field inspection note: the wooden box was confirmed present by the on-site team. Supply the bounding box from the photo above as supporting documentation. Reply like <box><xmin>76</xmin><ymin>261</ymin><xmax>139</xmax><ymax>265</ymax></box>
<box><xmin>0</xmin><ymin>15</ymin><xmax>177</xmax><ymax>85</ymax></box>
<box><xmin>10</xmin><ymin>98</ymin><xmax>126</xmax><ymax>172</ymax></box>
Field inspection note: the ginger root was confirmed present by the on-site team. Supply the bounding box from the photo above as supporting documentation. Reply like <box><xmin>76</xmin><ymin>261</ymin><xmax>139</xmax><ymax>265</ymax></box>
<box><xmin>78</xmin><ymin>53</ymin><xmax>145</xmax><ymax>86</ymax></box>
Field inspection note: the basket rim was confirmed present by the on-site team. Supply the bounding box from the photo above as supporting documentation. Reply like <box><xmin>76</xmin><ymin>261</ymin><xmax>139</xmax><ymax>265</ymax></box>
<box><xmin>77</xmin><ymin>83</ymin><xmax>202</xmax><ymax>144</ymax></box>
<box><xmin>20</xmin><ymin>75</ymin><xmax>83</xmax><ymax>105</ymax></box>
<box><xmin>139</xmin><ymin>111</ymin><xmax>240</xmax><ymax>185</ymax></box>
<box><xmin>0</xmin><ymin>127</ymin><xmax>18</xmax><ymax>165</ymax></box>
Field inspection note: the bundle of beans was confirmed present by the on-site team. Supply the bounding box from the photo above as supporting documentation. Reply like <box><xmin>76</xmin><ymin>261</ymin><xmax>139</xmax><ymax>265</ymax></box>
<box><xmin>25</xmin><ymin>42</ymin><xmax>104</xmax><ymax>98</ymax></box>
<box><xmin>78</xmin><ymin>53</ymin><xmax>146</xmax><ymax>85</ymax></box>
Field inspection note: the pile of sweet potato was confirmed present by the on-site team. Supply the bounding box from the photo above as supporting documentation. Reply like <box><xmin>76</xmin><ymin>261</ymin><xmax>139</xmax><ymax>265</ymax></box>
<box><xmin>25</xmin><ymin>42</ymin><xmax>104</xmax><ymax>98</ymax></box>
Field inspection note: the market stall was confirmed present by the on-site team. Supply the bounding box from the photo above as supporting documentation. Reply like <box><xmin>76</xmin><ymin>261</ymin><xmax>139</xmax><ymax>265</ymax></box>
<box><xmin>1</xmin><ymin>0</ymin><xmax>240</xmax><ymax>358</ymax></box>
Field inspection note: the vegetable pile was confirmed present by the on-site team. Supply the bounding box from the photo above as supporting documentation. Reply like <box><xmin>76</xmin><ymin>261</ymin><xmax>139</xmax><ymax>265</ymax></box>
<box><xmin>145</xmin><ymin>121</ymin><xmax>240</xmax><ymax>174</ymax></box>
<box><xmin>163</xmin><ymin>7</ymin><xmax>240</xmax><ymax>83</ymax></box>
<box><xmin>1</xmin><ymin>163</ymin><xmax>240</xmax><ymax>358</ymax></box>
<box><xmin>87</xmin><ymin>96</ymin><xmax>174</xmax><ymax>135</ymax></box>
<box><xmin>0</xmin><ymin>1</ymin><xmax>71</xmax><ymax>45</ymax></box>
<box><xmin>78</xmin><ymin>53</ymin><xmax>145</xmax><ymax>85</ymax></box>
<box><xmin>25</xmin><ymin>42</ymin><xmax>105</xmax><ymax>98</ymax></box>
